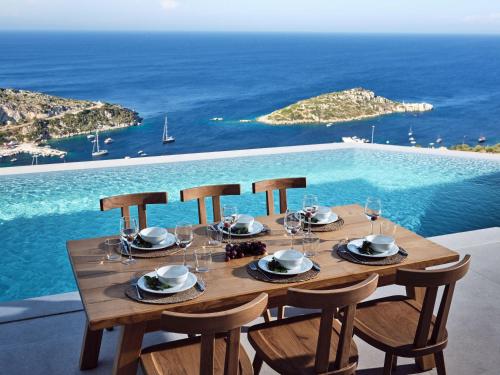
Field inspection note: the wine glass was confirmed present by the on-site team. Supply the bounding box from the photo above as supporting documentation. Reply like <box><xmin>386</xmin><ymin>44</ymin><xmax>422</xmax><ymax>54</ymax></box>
<box><xmin>175</xmin><ymin>223</ymin><xmax>194</xmax><ymax>268</ymax></box>
<box><xmin>221</xmin><ymin>205</ymin><xmax>238</xmax><ymax>244</ymax></box>
<box><xmin>284</xmin><ymin>209</ymin><xmax>302</xmax><ymax>250</ymax></box>
<box><xmin>302</xmin><ymin>194</ymin><xmax>319</xmax><ymax>236</ymax></box>
<box><xmin>120</xmin><ymin>217</ymin><xmax>138</xmax><ymax>265</ymax></box>
<box><xmin>364</xmin><ymin>197</ymin><xmax>382</xmax><ymax>235</ymax></box>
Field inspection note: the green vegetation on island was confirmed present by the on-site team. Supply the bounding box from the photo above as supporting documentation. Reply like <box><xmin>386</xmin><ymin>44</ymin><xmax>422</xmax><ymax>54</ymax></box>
<box><xmin>0</xmin><ymin>88</ymin><xmax>142</xmax><ymax>143</ymax></box>
<box><xmin>257</xmin><ymin>88</ymin><xmax>433</xmax><ymax>125</ymax></box>
<box><xmin>449</xmin><ymin>143</ymin><xmax>500</xmax><ymax>154</ymax></box>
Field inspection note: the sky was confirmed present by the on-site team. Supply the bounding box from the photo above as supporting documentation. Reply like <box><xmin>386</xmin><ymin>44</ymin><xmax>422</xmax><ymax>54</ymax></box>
<box><xmin>1</xmin><ymin>0</ymin><xmax>500</xmax><ymax>34</ymax></box>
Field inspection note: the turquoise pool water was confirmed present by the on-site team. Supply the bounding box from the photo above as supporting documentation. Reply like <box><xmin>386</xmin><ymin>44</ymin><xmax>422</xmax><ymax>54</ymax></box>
<box><xmin>1</xmin><ymin>149</ymin><xmax>499</xmax><ymax>302</ymax></box>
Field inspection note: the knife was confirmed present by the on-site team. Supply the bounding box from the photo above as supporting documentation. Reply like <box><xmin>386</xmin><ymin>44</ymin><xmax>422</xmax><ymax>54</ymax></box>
<box><xmin>196</xmin><ymin>278</ymin><xmax>206</xmax><ymax>291</ymax></box>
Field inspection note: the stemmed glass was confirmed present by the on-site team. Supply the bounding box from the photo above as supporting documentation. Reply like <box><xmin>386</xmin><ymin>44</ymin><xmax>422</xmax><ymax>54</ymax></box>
<box><xmin>284</xmin><ymin>209</ymin><xmax>302</xmax><ymax>250</ymax></box>
<box><xmin>120</xmin><ymin>217</ymin><xmax>138</xmax><ymax>265</ymax></box>
<box><xmin>221</xmin><ymin>205</ymin><xmax>238</xmax><ymax>244</ymax></box>
<box><xmin>302</xmin><ymin>194</ymin><xmax>319</xmax><ymax>237</ymax></box>
<box><xmin>175</xmin><ymin>223</ymin><xmax>194</xmax><ymax>268</ymax></box>
<box><xmin>364</xmin><ymin>197</ymin><xmax>382</xmax><ymax>235</ymax></box>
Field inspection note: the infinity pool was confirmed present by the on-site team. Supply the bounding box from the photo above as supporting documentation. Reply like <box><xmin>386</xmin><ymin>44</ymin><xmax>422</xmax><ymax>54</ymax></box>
<box><xmin>1</xmin><ymin>148</ymin><xmax>499</xmax><ymax>302</ymax></box>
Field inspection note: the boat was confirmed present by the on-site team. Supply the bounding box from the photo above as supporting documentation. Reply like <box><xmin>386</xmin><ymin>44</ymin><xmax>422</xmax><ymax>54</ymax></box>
<box><xmin>326</xmin><ymin>123</ymin><xmax>334</xmax><ymax>127</ymax></box>
<box><xmin>410</xmin><ymin>140</ymin><xmax>417</xmax><ymax>145</ymax></box>
<box><xmin>436</xmin><ymin>136</ymin><xmax>443</xmax><ymax>144</ymax></box>
<box><xmin>239</xmin><ymin>119</ymin><xmax>252</xmax><ymax>123</ymax></box>
<box><xmin>104</xmin><ymin>137</ymin><xmax>113</xmax><ymax>144</ymax></box>
<box><xmin>91</xmin><ymin>130</ymin><xmax>108</xmax><ymax>157</ymax></box>
<box><xmin>10</xmin><ymin>158</ymin><xmax>17</xmax><ymax>162</ymax></box>
<box><xmin>162</xmin><ymin>115</ymin><xmax>175</xmax><ymax>144</ymax></box>
<box><xmin>408</xmin><ymin>127</ymin><xmax>413</xmax><ymax>136</ymax></box>
<box><xmin>139</xmin><ymin>153</ymin><xmax>148</xmax><ymax>157</ymax></box>
<box><xmin>478</xmin><ymin>135</ymin><xmax>486</xmax><ymax>143</ymax></box>
<box><xmin>210</xmin><ymin>117</ymin><xmax>224</xmax><ymax>121</ymax></box>
<box><xmin>342</xmin><ymin>136</ymin><xmax>369</xmax><ymax>144</ymax></box>
<box><xmin>409</xmin><ymin>136</ymin><xmax>415</xmax><ymax>141</ymax></box>
<box><xmin>87</xmin><ymin>134</ymin><xmax>95</xmax><ymax>140</ymax></box>
<box><xmin>137</xmin><ymin>150</ymin><xmax>144</xmax><ymax>155</ymax></box>
<box><xmin>124</xmin><ymin>156</ymin><xmax>131</xmax><ymax>159</ymax></box>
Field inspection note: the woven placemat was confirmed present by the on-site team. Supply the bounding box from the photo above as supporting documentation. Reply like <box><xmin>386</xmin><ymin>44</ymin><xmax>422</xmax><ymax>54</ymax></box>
<box><xmin>125</xmin><ymin>285</ymin><xmax>204</xmax><ymax>304</ymax></box>
<box><xmin>306</xmin><ymin>217</ymin><xmax>344</xmax><ymax>232</ymax></box>
<box><xmin>116</xmin><ymin>245</ymin><xmax>182</xmax><ymax>259</ymax></box>
<box><xmin>246</xmin><ymin>260</ymin><xmax>320</xmax><ymax>283</ymax></box>
<box><xmin>221</xmin><ymin>225</ymin><xmax>271</xmax><ymax>243</ymax></box>
<box><xmin>334</xmin><ymin>243</ymin><xmax>407</xmax><ymax>266</ymax></box>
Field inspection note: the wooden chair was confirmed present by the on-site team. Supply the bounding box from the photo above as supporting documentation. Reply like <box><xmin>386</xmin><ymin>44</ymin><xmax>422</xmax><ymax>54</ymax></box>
<box><xmin>248</xmin><ymin>274</ymin><xmax>379</xmax><ymax>375</ymax></box>
<box><xmin>353</xmin><ymin>255</ymin><xmax>471</xmax><ymax>375</ymax></box>
<box><xmin>180</xmin><ymin>184</ymin><xmax>241</xmax><ymax>224</ymax></box>
<box><xmin>252</xmin><ymin>177</ymin><xmax>306</xmax><ymax>215</ymax></box>
<box><xmin>99</xmin><ymin>192</ymin><xmax>168</xmax><ymax>230</ymax></box>
<box><xmin>140</xmin><ymin>293</ymin><xmax>268</xmax><ymax>375</ymax></box>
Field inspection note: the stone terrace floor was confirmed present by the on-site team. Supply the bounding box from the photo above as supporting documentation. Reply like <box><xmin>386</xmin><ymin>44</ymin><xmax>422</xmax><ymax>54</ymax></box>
<box><xmin>1</xmin><ymin>227</ymin><xmax>499</xmax><ymax>375</ymax></box>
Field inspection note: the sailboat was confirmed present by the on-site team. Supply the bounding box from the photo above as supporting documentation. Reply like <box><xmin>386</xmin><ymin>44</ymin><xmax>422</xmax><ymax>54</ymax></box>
<box><xmin>91</xmin><ymin>130</ymin><xmax>108</xmax><ymax>157</ymax></box>
<box><xmin>162</xmin><ymin>115</ymin><xmax>175</xmax><ymax>144</ymax></box>
<box><xmin>408</xmin><ymin>127</ymin><xmax>413</xmax><ymax>137</ymax></box>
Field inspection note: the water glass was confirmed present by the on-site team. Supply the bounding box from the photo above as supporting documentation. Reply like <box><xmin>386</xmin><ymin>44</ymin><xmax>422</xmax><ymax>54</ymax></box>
<box><xmin>302</xmin><ymin>194</ymin><xmax>319</xmax><ymax>236</ymax></box>
<box><xmin>206</xmin><ymin>225</ymin><xmax>223</xmax><ymax>247</ymax></box>
<box><xmin>284</xmin><ymin>209</ymin><xmax>302</xmax><ymax>250</ymax></box>
<box><xmin>120</xmin><ymin>216</ymin><xmax>138</xmax><ymax>265</ymax></box>
<box><xmin>380</xmin><ymin>221</ymin><xmax>398</xmax><ymax>238</ymax></box>
<box><xmin>104</xmin><ymin>238</ymin><xmax>121</xmax><ymax>261</ymax></box>
<box><xmin>195</xmin><ymin>246</ymin><xmax>212</xmax><ymax>272</ymax></box>
<box><xmin>303</xmin><ymin>235</ymin><xmax>320</xmax><ymax>258</ymax></box>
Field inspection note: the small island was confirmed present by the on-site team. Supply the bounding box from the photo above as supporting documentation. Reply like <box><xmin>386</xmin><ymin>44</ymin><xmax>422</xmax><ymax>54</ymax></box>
<box><xmin>257</xmin><ymin>88</ymin><xmax>433</xmax><ymax>125</ymax></box>
<box><xmin>0</xmin><ymin>88</ymin><xmax>142</xmax><ymax>158</ymax></box>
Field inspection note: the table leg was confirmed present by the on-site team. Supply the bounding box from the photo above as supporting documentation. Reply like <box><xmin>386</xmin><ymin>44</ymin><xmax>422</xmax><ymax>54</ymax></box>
<box><xmin>79</xmin><ymin>322</ymin><xmax>103</xmax><ymax>370</ymax></box>
<box><xmin>112</xmin><ymin>322</ymin><xmax>147</xmax><ymax>375</ymax></box>
<box><xmin>405</xmin><ymin>285</ymin><xmax>436</xmax><ymax>371</ymax></box>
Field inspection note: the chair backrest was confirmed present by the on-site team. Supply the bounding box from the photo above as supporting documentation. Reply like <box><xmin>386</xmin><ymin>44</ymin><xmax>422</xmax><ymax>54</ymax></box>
<box><xmin>160</xmin><ymin>293</ymin><xmax>268</xmax><ymax>375</ymax></box>
<box><xmin>396</xmin><ymin>255</ymin><xmax>471</xmax><ymax>349</ymax></box>
<box><xmin>180</xmin><ymin>184</ymin><xmax>241</xmax><ymax>224</ymax></box>
<box><xmin>287</xmin><ymin>274</ymin><xmax>379</xmax><ymax>373</ymax></box>
<box><xmin>100</xmin><ymin>192</ymin><xmax>168</xmax><ymax>230</ymax></box>
<box><xmin>252</xmin><ymin>177</ymin><xmax>306</xmax><ymax>215</ymax></box>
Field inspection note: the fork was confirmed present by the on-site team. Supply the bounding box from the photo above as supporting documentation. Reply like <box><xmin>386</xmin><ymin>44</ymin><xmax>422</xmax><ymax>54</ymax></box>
<box><xmin>130</xmin><ymin>278</ymin><xmax>143</xmax><ymax>300</ymax></box>
<box><xmin>248</xmin><ymin>262</ymin><xmax>272</xmax><ymax>281</ymax></box>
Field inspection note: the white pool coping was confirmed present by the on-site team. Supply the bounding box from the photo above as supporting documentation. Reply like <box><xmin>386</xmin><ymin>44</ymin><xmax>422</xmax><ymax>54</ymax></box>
<box><xmin>0</xmin><ymin>142</ymin><xmax>499</xmax><ymax>176</ymax></box>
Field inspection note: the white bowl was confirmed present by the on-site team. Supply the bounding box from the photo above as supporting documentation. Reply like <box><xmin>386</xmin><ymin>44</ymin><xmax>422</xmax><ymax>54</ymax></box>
<box><xmin>314</xmin><ymin>206</ymin><xmax>331</xmax><ymax>221</ymax></box>
<box><xmin>274</xmin><ymin>249</ymin><xmax>304</xmax><ymax>270</ymax></box>
<box><xmin>234</xmin><ymin>214</ymin><xmax>254</xmax><ymax>230</ymax></box>
<box><xmin>156</xmin><ymin>265</ymin><xmax>189</xmax><ymax>286</ymax></box>
<box><xmin>140</xmin><ymin>227</ymin><xmax>168</xmax><ymax>245</ymax></box>
<box><xmin>365</xmin><ymin>234</ymin><xmax>395</xmax><ymax>253</ymax></box>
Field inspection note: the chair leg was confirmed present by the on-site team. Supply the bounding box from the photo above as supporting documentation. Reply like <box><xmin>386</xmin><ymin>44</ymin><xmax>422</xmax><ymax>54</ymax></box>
<box><xmin>392</xmin><ymin>356</ymin><xmax>397</xmax><ymax>370</ymax></box>
<box><xmin>277</xmin><ymin>306</ymin><xmax>285</xmax><ymax>320</ymax></box>
<box><xmin>435</xmin><ymin>351</ymin><xmax>446</xmax><ymax>375</ymax></box>
<box><xmin>383</xmin><ymin>353</ymin><xmax>394</xmax><ymax>375</ymax></box>
<box><xmin>253</xmin><ymin>355</ymin><xmax>263</xmax><ymax>375</ymax></box>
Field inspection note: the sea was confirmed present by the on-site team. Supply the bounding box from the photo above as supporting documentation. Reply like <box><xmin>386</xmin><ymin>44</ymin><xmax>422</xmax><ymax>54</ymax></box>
<box><xmin>0</xmin><ymin>32</ymin><xmax>499</xmax><ymax>166</ymax></box>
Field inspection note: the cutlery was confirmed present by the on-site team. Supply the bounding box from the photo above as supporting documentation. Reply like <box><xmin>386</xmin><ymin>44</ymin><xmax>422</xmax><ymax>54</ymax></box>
<box><xmin>130</xmin><ymin>278</ymin><xmax>143</xmax><ymax>300</ymax></box>
<box><xmin>312</xmin><ymin>262</ymin><xmax>321</xmax><ymax>271</ymax></box>
<box><xmin>196</xmin><ymin>278</ymin><xmax>206</xmax><ymax>291</ymax></box>
<box><xmin>398</xmin><ymin>247</ymin><xmax>408</xmax><ymax>256</ymax></box>
<box><xmin>249</xmin><ymin>262</ymin><xmax>272</xmax><ymax>281</ymax></box>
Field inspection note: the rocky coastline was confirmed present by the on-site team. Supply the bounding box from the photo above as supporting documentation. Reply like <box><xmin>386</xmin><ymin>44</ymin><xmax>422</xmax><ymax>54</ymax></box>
<box><xmin>257</xmin><ymin>88</ymin><xmax>433</xmax><ymax>125</ymax></box>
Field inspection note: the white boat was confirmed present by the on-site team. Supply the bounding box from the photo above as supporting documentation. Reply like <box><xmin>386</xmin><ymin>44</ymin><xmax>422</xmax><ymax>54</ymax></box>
<box><xmin>124</xmin><ymin>156</ymin><xmax>131</xmax><ymax>159</ymax></box>
<box><xmin>104</xmin><ymin>137</ymin><xmax>113</xmax><ymax>144</ymax></box>
<box><xmin>137</xmin><ymin>150</ymin><xmax>144</xmax><ymax>155</ymax></box>
<box><xmin>436</xmin><ymin>136</ymin><xmax>443</xmax><ymax>144</ymax></box>
<box><xmin>478</xmin><ymin>135</ymin><xmax>486</xmax><ymax>143</ymax></box>
<box><xmin>408</xmin><ymin>127</ymin><xmax>413</xmax><ymax>136</ymax></box>
<box><xmin>139</xmin><ymin>153</ymin><xmax>148</xmax><ymax>157</ymax></box>
<box><xmin>162</xmin><ymin>115</ymin><xmax>175</xmax><ymax>143</ymax></box>
<box><xmin>10</xmin><ymin>158</ymin><xmax>17</xmax><ymax>162</ymax></box>
<box><xmin>326</xmin><ymin>123</ymin><xmax>334</xmax><ymax>127</ymax></box>
<box><xmin>210</xmin><ymin>117</ymin><xmax>224</xmax><ymax>121</ymax></box>
<box><xmin>91</xmin><ymin>130</ymin><xmax>108</xmax><ymax>157</ymax></box>
<box><xmin>409</xmin><ymin>136</ymin><xmax>415</xmax><ymax>141</ymax></box>
<box><xmin>87</xmin><ymin>134</ymin><xmax>95</xmax><ymax>140</ymax></box>
<box><xmin>239</xmin><ymin>119</ymin><xmax>252</xmax><ymax>123</ymax></box>
<box><xmin>410</xmin><ymin>140</ymin><xmax>417</xmax><ymax>145</ymax></box>
<box><xmin>342</xmin><ymin>136</ymin><xmax>369</xmax><ymax>144</ymax></box>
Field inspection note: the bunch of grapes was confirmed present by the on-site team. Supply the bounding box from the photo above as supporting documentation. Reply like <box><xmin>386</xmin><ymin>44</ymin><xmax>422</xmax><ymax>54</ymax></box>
<box><xmin>225</xmin><ymin>241</ymin><xmax>267</xmax><ymax>261</ymax></box>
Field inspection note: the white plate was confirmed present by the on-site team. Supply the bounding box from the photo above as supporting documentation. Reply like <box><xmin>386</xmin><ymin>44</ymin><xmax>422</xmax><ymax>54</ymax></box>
<box><xmin>131</xmin><ymin>232</ymin><xmax>176</xmax><ymax>251</ymax></box>
<box><xmin>296</xmin><ymin>208</ymin><xmax>339</xmax><ymax>225</ymax></box>
<box><xmin>138</xmin><ymin>271</ymin><xmax>197</xmax><ymax>294</ymax></box>
<box><xmin>258</xmin><ymin>254</ymin><xmax>313</xmax><ymax>276</ymax></box>
<box><xmin>217</xmin><ymin>220</ymin><xmax>265</xmax><ymax>237</ymax></box>
<box><xmin>347</xmin><ymin>239</ymin><xmax>399</xmax><ymax>258</ymax></box>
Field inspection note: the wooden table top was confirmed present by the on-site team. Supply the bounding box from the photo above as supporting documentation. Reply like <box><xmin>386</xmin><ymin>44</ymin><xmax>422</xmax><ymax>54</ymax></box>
<box><xmin>67</xmin><ymin>204</ymin><xmax>459</xmax><ymax>330</ymax></box>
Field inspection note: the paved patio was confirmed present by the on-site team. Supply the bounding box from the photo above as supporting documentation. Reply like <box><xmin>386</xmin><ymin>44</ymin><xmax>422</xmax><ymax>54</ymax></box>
<box><xmin>1</xmin><ymin>227</ymin><xmax>499</xmax><ymax>374</ymax></box>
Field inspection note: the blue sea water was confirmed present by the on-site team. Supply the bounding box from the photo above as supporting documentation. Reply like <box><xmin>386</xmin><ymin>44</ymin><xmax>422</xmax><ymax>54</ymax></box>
<box><xmin>0</xmin><ymin>148</ymin><xmax>499</xmax><ymax>302</ymax></box>
<box><xmin>0</xmin><ymin>32</ymin><xmax>499</xmax><ymax>166</ymax></box>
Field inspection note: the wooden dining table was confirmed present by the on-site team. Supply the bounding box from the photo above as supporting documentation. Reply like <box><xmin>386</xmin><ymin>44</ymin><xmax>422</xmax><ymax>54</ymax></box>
<box><xmin>67</xmin><ymin>204</ymin><xmax>459</xmax><ymax>375</ymax></box>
